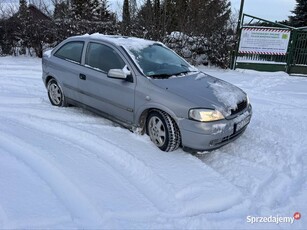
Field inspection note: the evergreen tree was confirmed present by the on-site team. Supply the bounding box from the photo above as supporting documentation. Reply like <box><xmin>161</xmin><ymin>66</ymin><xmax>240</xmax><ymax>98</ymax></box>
<box><xmin>190</xmin><ymin>0</ymin><xmax>231</xmax><ymax>67</ymax></box>
<box><xmin>153</xmin><ymin>0</ymin><xmax>160</xmax><ymax>30</ymax></box>
<box><xmin>137</xmin><ymin>0</ymin><xmax>153</xmax><ymax>26</ymax></box>
<box><xmin>71</xmin><ymin>0</ymin><xmax>87</xmax><ymax>20</ymax></box>
<box><xmin>161</xmin><ymin>0</ymin><xmax>177</xmax><ymax>33</ymax></box>
<box><xmin>161</xmin><ymin>0</ymin><xmax>189</xmax><ymax>33</ymax></box>
<box><xmin>135</xmin><ymin>0</ymin><xmax>164</xmax><ymax>39</ymax></box>
<box><xmin>176</xmin><ymin>0</ymin><xmax>189</xmax><ymax>31</ymax></box>
<box><xmin>122</xmin><ymin>0</ymin><xmax>131</xmax><ymax>35</ymax></box>
<box><xmin>54</xmin><ymin>1</ymin><xmax>69</xmax><ymax>20</ymax></box>
<box><xmin>71</xmin><ymin>0</ymin><xmax>101</xmax><ymax>21</ymax></box>
<box><xmin>136</xmin><ymin>0</ymin><xmax>163</xmax><ymax>39</ymax></box>
<box><xmin>89</xmin><ymin>0</ymin><xmax>101</xmax><ymax>21</ymax></box>
<box><xmin>100</xmin><ymin>0</ymin><xmax>116</xmax><ymax>22</ymax></box>
<box><xmin>290</xmin><ymin>0</ymin><xmax>307</xmax><ymax>27</ymax></box>
<box><xmin>19</xmin><ymin>0</ymin><xmax>28</xmax><ymax>18</ymax></box>
<box><xmin>129</xmin><ymin>0</ymin><xmax>137</xmax><ymax>19</ymax></box>
<box><xmin>188</xmin><ymin>0</ymin><xmax>231</xmax><ymax>35</ymax></box>
<box><xmin>122</xmin><ymin>0</ymin><xmax>130</xmax><ymax>26</ymax></box>
<box><xmin>18</xmin><ymin>0</ymin><xmax>30</xmax><ymax>53</ymax></box>
<box><xmin>160</xmin><ymin>0</ymin><xmax>231</xmax><ymax>68</ymax></box>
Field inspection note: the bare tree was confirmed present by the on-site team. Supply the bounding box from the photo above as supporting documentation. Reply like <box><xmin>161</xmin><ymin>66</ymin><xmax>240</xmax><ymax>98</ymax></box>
<box><xmin>0</xmin><ymin>2</ymin><xmax>18</xmax><ymax>19</ymax></box>
<box><xmin>0</xmin><ymin>2</ymin><xmax>4</xmax><ymax>19</ymax></box>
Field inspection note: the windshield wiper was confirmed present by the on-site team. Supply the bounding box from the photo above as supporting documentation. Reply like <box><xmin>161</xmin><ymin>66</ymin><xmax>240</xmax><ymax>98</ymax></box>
<box><xmin>148</xmin><ymin>68</ymin><xmax>198</xmax><ymax>79</ymax></box>
<box><xmin>173</xmin><ymin>70</ymin><xmax>190</xmax><ymax>76</ymax></box>
<box><xmin>173</xmin><ymin>70</ymin><xmax>199</xmax><ymax>76</ymax></box>
<box><xmin>148</xmin><ymin>73</ymin><xmax>172</xmax><ymax>79</ymax></box>
<box><xmin>149</xmin><ymin>71</ymin><xmax>195</xmax><ymax>79</ymax></box>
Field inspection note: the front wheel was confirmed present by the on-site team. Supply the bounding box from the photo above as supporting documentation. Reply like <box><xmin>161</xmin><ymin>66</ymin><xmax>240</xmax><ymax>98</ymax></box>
<box><xmin>47</xmin><ymin>79</ymin><xmax>67</xmax><ymax>107</ymax></box>
<box><xmin>146</xmin><ymin>110</ymin><xmax>181</xmax><ymax>152</ymax></box>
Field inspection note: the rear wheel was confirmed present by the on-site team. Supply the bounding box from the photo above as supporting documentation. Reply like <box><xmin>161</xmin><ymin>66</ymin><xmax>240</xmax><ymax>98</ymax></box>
<box><xmin>146</xmin><ymin>110</ymin><xmax>181</xmax><ymax>152</ymax></box>
<box><xmin>47</xmin><ymin>79</ymin><xmax>67</xmax><ymax>107</ymax></box>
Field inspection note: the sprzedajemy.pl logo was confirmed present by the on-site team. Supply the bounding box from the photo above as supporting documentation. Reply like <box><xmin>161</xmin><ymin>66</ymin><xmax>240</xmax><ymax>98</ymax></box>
<box><xmin>247</xmin><ymin>212</ymin><xmax>301</xmax><ymax>224</ymax></box>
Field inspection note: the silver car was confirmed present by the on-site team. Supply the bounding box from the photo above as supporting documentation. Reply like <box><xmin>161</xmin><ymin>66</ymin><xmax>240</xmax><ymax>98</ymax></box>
<box><xmin>42</xmin><ymin>34</ymin><xmax>252</xmax><ymax>152</ymax></box>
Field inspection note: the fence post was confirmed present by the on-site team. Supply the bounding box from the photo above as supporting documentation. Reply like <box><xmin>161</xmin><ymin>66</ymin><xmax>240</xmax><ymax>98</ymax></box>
<box><xmin>232</xmin><ymin>0</ymin><xmax>245</xmax><ymax>70</ymax></box>
<box><xmin>229</xmin><ymin>50</ymin><xmax>235</xmax><ymax>69</ymax></box>
<box><xmin>232</xmin><ymin>24</ymin><xmax>244</xmax><ymax>70</ymax></box>
<box><xmin>286</xmin><ymin>30</ymin><xmax>297</xmax><ymax>74</ymax></box>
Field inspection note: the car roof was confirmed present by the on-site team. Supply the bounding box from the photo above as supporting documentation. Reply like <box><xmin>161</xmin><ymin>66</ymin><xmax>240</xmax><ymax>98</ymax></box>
<box><xmin>68</xmin><ymin>33</ymin><xmax>161</xmax><ymax>50</ymax></box>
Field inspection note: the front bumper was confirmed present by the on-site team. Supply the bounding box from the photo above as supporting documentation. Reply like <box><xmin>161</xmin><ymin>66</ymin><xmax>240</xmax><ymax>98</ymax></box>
<box><xmin>179</xmin><ymin>104</ymin><xmax>252</xmax><ymax>151</ymax></box>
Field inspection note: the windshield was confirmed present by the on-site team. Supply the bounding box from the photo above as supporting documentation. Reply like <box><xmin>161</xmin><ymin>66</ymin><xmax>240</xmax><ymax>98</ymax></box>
<box><xmin>126</xmin><ymin>44</ymin><xmax>195</xmax><ymax>79</ymax></box>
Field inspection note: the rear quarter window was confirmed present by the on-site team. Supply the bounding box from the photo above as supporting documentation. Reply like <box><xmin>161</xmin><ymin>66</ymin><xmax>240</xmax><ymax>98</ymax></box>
<box><xmin>54</xmin><ymin>41</ymin><xmax>84</xmax><ymax>64</ymax></box>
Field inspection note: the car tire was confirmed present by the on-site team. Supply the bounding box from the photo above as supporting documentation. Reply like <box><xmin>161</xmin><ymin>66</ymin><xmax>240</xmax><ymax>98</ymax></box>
<box><xmin>47</xmin><ymin>79</ymin><xmax>67</xmax><ymax>107</ymax></box>
<box><xmin>146</xmin><ymin>110</ymin><xmax>181</xmax><ymax>152</ymax></box>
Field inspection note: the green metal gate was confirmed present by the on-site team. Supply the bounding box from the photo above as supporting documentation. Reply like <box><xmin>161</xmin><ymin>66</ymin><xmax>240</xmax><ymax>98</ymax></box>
<box><xmin>233</xmin><ymin>14</ymin><xmax>307</xmax><ymax>76</ymax></box>
<box><xmin>287</xmin><ymin>30</ymin><xmax>307</xmax><ymax>75</ymax></box>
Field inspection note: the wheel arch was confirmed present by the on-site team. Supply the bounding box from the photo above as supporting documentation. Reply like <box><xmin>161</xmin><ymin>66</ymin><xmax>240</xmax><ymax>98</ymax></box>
<box><xmin>45</xmin><ymin>75</ymin><xmax>54</xmax><ymax>86</ymax></box>
<box><xmin>136</xmin><ymin>104</ymin><xmax>180</xmax><ymax>134</ymax></box>
<box><xmin>45</xmin><ymin>73</ymin><xmax>63</xmax><ymax>87</ymax></box>
<box><xmin>46</xmin><ymin>76</ymin><xmax>68</xmax><ymax>107</ymax></box>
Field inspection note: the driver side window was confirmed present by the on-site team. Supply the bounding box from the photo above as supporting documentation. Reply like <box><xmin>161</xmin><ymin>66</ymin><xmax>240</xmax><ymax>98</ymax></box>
<box><xmin>85</xmin><ymin>42</ymin><xmax>125</xmax><ymax>73</ymax></box>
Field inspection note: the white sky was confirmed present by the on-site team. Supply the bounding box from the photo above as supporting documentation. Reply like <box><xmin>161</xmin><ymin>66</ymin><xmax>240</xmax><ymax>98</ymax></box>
<box><xmin>1</xmin><ymin>0</ymin><xmax>297</xmax><ymax>21</ymax></box>
<box><xmin>230</xmin><ymin>0</ymin><xmax>296</xmax><ymax>21</ymax></box>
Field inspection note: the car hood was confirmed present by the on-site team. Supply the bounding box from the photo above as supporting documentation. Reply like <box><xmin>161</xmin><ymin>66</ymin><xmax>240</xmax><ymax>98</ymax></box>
<box><xmin>150</xmin><ymin>72</ymin><xmax>247</xmax><ymax>116</ymax></box>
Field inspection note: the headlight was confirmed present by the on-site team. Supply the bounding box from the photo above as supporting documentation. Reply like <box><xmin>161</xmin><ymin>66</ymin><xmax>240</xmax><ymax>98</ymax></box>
<box><xmin>189</xmin><ymin>109</ymin><xmax>225</xmax><ymax>122</ymax></box>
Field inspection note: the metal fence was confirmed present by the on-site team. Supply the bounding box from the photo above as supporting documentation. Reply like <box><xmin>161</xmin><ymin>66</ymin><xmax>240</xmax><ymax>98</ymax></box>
<box><xmin>233</xmin><ymin>14</ymin><xmax>307</xmax><ymax>75</ymax></box>
<box><xmin>289</xmin><ymin>30</ymin><xmax>307</xmax><ymax>73</ymax></box>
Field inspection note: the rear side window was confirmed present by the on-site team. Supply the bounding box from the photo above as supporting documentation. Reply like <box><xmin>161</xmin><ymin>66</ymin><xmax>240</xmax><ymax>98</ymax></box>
<box><xmin>85</xmin><ymin>42</ymin><xmax>125</xmax><ymax>73</ymax></box>
<box><xmin>54</xmin><ymin>41</ymin><xmax>84</xmax><ymax>64</ymax></box>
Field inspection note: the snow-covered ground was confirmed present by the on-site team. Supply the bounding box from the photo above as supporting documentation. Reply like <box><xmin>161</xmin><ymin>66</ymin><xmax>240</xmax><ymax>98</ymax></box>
<box><xmin>0</xmin><ymin>56</ymin><xmax>306</xmax><ymax>229</ymax></box>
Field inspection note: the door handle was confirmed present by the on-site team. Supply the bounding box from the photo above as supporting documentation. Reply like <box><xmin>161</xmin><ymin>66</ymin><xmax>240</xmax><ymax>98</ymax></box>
<box><xmin>79</xmin><ymin>74</ymin><xmax>86</xmax><ymax>80</ymax></box>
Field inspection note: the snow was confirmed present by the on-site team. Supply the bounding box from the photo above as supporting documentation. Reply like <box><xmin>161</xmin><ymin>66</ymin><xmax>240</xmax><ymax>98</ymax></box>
<box><xmin>208</xmin><ymin>78</ymin><xmax>246</xmax><ymax>115</ymax></box>
<box><xmin>81</xmin><ymin>33</ymin><xmax>160</xmax><ymax>51</ymax></box>
<box><xmin>169</xmin><ymin>31</ymin><xmax>189</xmax><ymax>41</ymax></box>
<box><xmin>43</xmin><ymin>49</ymin><xmax>52</xmax><ymax>58</ymax></box>
<box><xmin>0</xmin><ymin>56</ymin><xmax>306</xmax><ymax>229</ymax></box>
<box><xmin>236</xmin><ymin>58</ymin><xmax>286</xmax><ymax>65</ymax></box>
<box><xmin>122</xmin><ymin>65</ymin><xmax>131</xmax><ymax>75</ymax></box>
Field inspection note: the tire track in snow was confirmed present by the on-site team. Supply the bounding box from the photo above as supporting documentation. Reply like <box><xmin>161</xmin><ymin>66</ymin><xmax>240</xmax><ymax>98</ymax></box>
<box><xmin>198</xmin><ymin>151</ymin><xmax>298</xmax><ymax>213</ymax></box>
<box><xmin>0</xmin><ymin>148</ymin><xmax>73</xmax><ymax>229</ymax></box>
<box><xmin>0</xmin><ymin>148</ymin><xmax>10</xmax><ymax>229</ymax></box>
<box><xmin>0</xmin><ymin>116</ymin><xmax>161</xmax><ymax>219</ymax></box>
<box><xmin>0</xmin><ymin>106</ymin><xmax>114</xmax><ymax>126</ymax></box>
<box><xmin>0</xmin><ymin>204</ymin><xmax>8</xmax><ymax>229</ymax></box>
<box><xmin>199</xmin><ymin>118</ymin><xmax>305</xmax><ymax>211</ymax></box>
<box><xmin>0</xmin><ymin>110</ymin><xmax>245</xmax><ymax>216</ymax></box>
<box><xmin>199</xmin><ymin>151</ymin><xmax>274</xmax><ymax>197</ymax></box>
<box><xmin>68</xmin><ymin>123</ymin><xmax>244</xmax><ymax>215</ymax></box>
<box><xmin>0</xmin><ymin>115</ymin><xmax>182</xmax><ymax>215</ymax></box>
<box><xmin>8</xmin><ymin>108</ymin><xmax>243</xmax><ymax>216</ymax></box>
<box><xmin>0</xmin><ymin>130</ymin><xmax>105</xmax><ymax>228</ymax></box>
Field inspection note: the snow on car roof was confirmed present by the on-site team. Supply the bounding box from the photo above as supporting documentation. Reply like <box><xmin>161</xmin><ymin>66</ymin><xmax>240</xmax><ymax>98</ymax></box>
<box><xmin>76</xmin><ymin>33</ymin><xmax>162</xmax><ymax>51</ymax></box>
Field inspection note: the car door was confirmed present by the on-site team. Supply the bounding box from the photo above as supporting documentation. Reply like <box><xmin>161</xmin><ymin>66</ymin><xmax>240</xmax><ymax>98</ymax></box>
<box><xmin>78</xmin><ymin>42</ymin><xmax>136</xmax><ymax>124</ymax></box>
<box><xmin>52</xmin><ymin>41</ymin><xmax>85</xmax><ymax>101</ymax></box>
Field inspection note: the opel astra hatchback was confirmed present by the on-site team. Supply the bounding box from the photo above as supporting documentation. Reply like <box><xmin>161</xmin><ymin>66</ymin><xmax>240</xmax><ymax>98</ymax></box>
<box><xmin>42</xmin><ymin>34</ymin><xmax>252</xmax><ymax>152</ymax></box>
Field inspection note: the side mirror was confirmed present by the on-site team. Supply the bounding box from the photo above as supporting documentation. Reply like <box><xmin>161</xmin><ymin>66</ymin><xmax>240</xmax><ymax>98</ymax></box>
<box><xmin>108</xmin><ymin>69</ymin><xmax>129</xmax><ymax>80</ymax></box>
